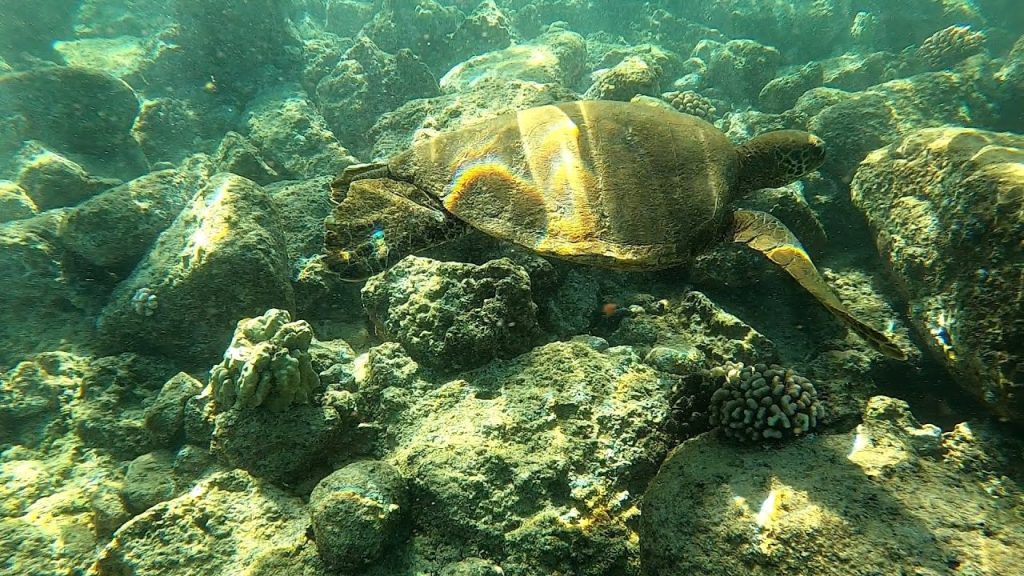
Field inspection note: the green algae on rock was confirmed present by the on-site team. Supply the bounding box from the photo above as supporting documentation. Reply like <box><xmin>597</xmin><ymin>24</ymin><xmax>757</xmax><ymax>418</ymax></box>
<box><xmin>361</xmin><ymin>256</ymin><xmax>544</xmax><ymax>372</ymax></box>
<box><xmin>641</xmin><ymin>396</ymin><xmax>1024</xmax><ymax>576</ymax></box>
<box><xmin>851</xmin><ymin>127</ymin><xmax>1024</xmax><ymax>424</ymax></box>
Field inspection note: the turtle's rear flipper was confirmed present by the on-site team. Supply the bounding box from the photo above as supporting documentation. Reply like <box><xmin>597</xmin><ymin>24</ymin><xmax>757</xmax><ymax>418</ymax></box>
<box><xmin>731</xmin><ymin>209</ymin><xmax>907</xmax><ymax>360</ymax></box>
<box><xmin>324</xmin><ymin>178</ymin><xmax>466</xmax><ymax>281</ymax></box>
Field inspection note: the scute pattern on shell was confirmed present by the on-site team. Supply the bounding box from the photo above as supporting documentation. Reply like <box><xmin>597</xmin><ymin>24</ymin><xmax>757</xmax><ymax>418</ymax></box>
<box><xmin>708</xmin><ymin>361</ymin><xmax>824</xmax><ymax>442</ymax></box>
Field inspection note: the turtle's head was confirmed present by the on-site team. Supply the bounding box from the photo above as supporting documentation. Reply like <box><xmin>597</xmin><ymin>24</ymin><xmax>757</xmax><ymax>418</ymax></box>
<box><xmin>736</xmin><ymin>130</ymin><xmax>825</xmax><ymax>194</ymax></box>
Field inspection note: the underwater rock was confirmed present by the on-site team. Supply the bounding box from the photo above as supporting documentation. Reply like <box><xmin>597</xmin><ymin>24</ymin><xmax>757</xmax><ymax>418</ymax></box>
<box><xmin>851</xmin><ymin>127</ymin><xmax>1024</xmax><ymax>423</ymax></box>
<box><xmin>213</xmin><ymin>131</ymin><xmax>279</xmax><ymax>185</ymax></box>
<box><xmin>450</xmin><ymin>0</ymin><xmax>517</xmax><ymax>60</ymax></box>
<box><xmin>174</xmin><ymin>0</ymin><xmax>300</xmax><ymax>101</ymax></box>
<box><xmin>0</xmin><ymin>355</ymin><xmax>64</xmax><ymax>448</ymax></box>
<box><xmin>609</xmin><ymin>291</ymin><xmax>776</xmax><ymax>366</ymax></box>
<box><xmin>440</xmin><ymin>558</ymin><xmax>505</xmax><ymax>576</ymax></box>
<box><xmin>0</xmin><ymin>518</ymin><xmax>63</xmax><ymax>576</ymax></box>
<box><xmin>0</xmin><ymin>66</ymin><xmax>146</xmax><ymax>175</ymax></box>
<box><xmin>0</xmin><ymin>212</ymin><xmax>99</xmax><ymax>366</ymax></box>
<box><xmin>15</xmin><ymin>146</ymin><xmax>121</xmax><ymax>210</ymax></box>
<box><xmin>360</xmin><ymin>0</ymin><xmax>464</xmax><ymax>72</ymax></box>
<box><xmin>808</xmin><ymin>70</ymin><xmax>997</xmax><ymax>181</ymax></box>
<box><xmin>120</xmin><ymin>446</ymin><xmax>218</xmax><ymax>516</ymax></box>
<box><xmin>59</xmin><ymin>167</ymin><xmax>201</xmax><ymax>275</ymax></box>
<box><xmin>209</xmin><ymin>398</ymin><xmax>354</xmax><ymax>483</ymax></box>
<box><xmin>92</xmin><ymin>469</ymin><xmax>312</xmax><ymax>576</ymax></box>
<box><xmin>131</xmin><ymin>98</ymin><xmax>207</xmax><ymax>166</ymax></box>
<box><xmin>266</xmin><ymin>176</ymin><xmax>335</xmax><ymax>269</ymax></box>
<box><xmin>73</xmin><ymin>0</ymin><xmax>175</xmax><ymax>38</ymax></box>
<box><xmin>537</xmin><ymin>267</ymin><xmax>600</xmax><ymax>338</ymax></box>
<box><xmin>96</xmin><ymin>173</ymin><xmax>294</xmax><ymax>366</ymax></box>
<box><xmin>143</xmin><ymin>372</ymin><xmax>203</xmax><ymax>447</ymax></box>
<box><xmin>316</xmin><ymin>35</ymin><xmax>439</xmax><ymax>156</ymax></box>
<box><xmin>439</xmin><ymin>27</ymin><xmax>586</xmax><ymax>94</ymax></box>
<box><xmin>758</xmin><ymin>61</ymin><xmax>824</xmax><ymax>113</ymax></box>
<box><xmin>202</xmin><ymin>312</ymin><xmax>359</xmax><ymax>483</ymax></box>
<box><xmin>699</xmin><ymin>39</ymin><xmax>781</xmax><ymax>104</ymax></box>
<box><xmin>585</xmin><ymin>55</ymin><xmax>663</xmax><ymax>101</ymax></box>
<box><xmin>373</xmin><ymin>341</ymin><xmax>672</xmax><ymax>574</ymax></box>
<box><xmin>641</xmin><ymin>395</ymin><xmax>1024</xmax><ymax>575</ymax></box>
<box><xmin>362</xmin><ymin>256</ymin><xmax>543</xmax><ymax>372</ymax></box>
<box><xmin>309</xmin><ymin>460</ymin><xmax>409</xmax><ymax>571</ymax></box>
<box><xmin>0</xmin><ymin>180</ymin><xmax>36</xmax><ymax>223</ymax></box>
<box><xmin>121</xmin><ymin>450</ymin><xmax>176</xmax><ymax>514</ymax></box>
<box><xmin>70</xmin><ymin>353</ymin><xmax>178</xmax><ymax>460</ymax></box>
<box><xmin>243</xmin><ymin>86</ymin><xmax>358</xmax><ymax>181</ymax></box>
<box><xmin>670</xmin><ymin>0</ymin><xmax>846</xmax><ymax>62</ymax></box>
<box><xmin>208</xmin><ymin>309</ymin><xmax>320</xmax><ymax>414</ymax></box>
<box><xmin>0</xmin><ymin>0</ymin><xmax>77</xmax><ymax>61</ymax></box>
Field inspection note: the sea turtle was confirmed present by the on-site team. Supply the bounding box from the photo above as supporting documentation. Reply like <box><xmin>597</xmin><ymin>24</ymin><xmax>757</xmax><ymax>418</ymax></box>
<box><xmin>324</xmin><ymin>99</ymin><xmax>906</xmax><ymax>359</ymax></box>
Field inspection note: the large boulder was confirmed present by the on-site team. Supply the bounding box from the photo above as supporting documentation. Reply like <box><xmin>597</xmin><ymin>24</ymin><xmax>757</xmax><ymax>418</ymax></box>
<box><xmin>96</xmin><ymin>173</ymin><xmax>294</xmax><ymax>367</ymax></box>
<box><xmin>91</xmin><ymin>470</ymin><xmax>315</xmax><ymax>576</ymax></box>
<box><xmin>851</xmin><ymin>127</ymin><xmax>1023</xmax><ymax>423</ymax></box>
<box><xmin>359</xmin><ymin>340</ymin><xmax>674</xmax><ymax>574</ymax></box>
<box><xmin>641</xmin><ymin>396</ymin><xmax>1024</xmax><ymax>575</ymax></box>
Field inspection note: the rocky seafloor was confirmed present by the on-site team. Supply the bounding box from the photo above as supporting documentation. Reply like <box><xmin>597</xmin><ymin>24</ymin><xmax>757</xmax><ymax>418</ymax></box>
<box><xmin>1</xmin><ymin>1</ymin><xmax>1022</xmax><ymax>575</ymax></box>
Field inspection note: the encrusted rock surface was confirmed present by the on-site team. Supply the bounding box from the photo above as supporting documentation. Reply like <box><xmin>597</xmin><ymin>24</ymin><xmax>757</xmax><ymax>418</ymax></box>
<box><xmin>96</xmin><ymin>173</ymin><xmax>294</xmax><ymax>366</ymax></box>
<box><xmin>362</xmin><ymin>256</ymin><xmax>544</xmax><ymax>372</ymax></box>
<box><xmin>642</xmin><ymin>396</ymin><xmax>1024</xmax><ymax>575</ymax></box>
<box><xmin>851</xmin><ymin>127</ymin><xmax>1024</xmax><ymax>423</ymax></box>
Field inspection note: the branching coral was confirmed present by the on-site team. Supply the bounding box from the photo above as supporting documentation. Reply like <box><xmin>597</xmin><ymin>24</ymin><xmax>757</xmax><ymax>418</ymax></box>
<box><xmin>708</xmin><ymin>362</ymin><xmax>824</xmax><ymax>442</ymax></box>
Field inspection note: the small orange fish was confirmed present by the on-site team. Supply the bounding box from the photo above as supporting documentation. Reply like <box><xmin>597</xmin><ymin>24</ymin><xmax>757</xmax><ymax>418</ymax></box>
<box><xmin>601</xmin><ymin>302</ymin><xmax>619</xmax><ymax>317</ymax></box>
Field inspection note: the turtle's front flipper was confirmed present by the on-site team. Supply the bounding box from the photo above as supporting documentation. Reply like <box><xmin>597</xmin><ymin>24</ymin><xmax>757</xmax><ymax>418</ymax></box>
<box><xmin>324</xmin><ymin>178</ymin><xmax>467</xmax><ymax>281</ymax></box>
<box><xmin>731</xmin><ymin>209</ymin><xmax>907</xmax><ymax>360</ymax></box>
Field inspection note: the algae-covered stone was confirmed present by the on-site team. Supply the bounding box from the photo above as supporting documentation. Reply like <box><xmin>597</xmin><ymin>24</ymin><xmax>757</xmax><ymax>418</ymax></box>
<box><xmin>0</xmin><ymin>209</ymin><xmax>104</xmax><ymax>365</ymax></box>
<box><xmin>143</xmin><ymin>372</ymin><xmax>203</xmax><ymax>446</ymax></box>
<box><xmin>59</xmin><ymin>168</ymin><xmax>200</xmax><ymax>274</ymax></box>
<box><xmin>96</xmin><ymin>173</ymin><xmax>294</xmax><ymax>365</ymax></box>
<box><xmin>208</xmin><ymin>309</ymin><xmax>320</xmax><ymax>413</ymax></box>
<box><xmin>205</xmin><ymin>311</ymin><xmax>358</xmax><ymax>482</ymax></box>
<box><xmin>15</xmin><ymin>147</ymin><xmax>120</xmax><ymax>210</ymax></box>
<box><xmin>808</xmin><ymin>71</ymin><xmax>997</xmax><ymax>181</ymax></box>
<box><xmin>316</xmin><ymin>36</ymin><xmax>439</xmax><ymax>156</ymax></box>
<box><xmin>851</xmin><ymin>127</ymin><xmax>1024</xmax><ymax>423</ymax></box>
<box><xmin>373</xmin><ymin>341</ymin><xmax>674</xmax><ymax>573</ymax></box>
<box><xmin>0</xmin><ymin>66</ymin><xmax>145</xmax><ymax>174</ymax></box>
<box><xmin>641</xmin><ymin>396</ymin><xmax>1024</xmax><ymax>576</ymax></box>
<box><xmin>585</xmin><ymin>56</ymin><xmax>663</xmax><ymax>101</ymax></box>
<box><xmin>0</xmin><ymin>180</ymin><xmax>36</xmax><ymax>223</ymax></box>
<box><xmin>309</xmin><ymin>460</ymin><xmax>408</xmax><ymax>571</ymax></box>
<box><xmin>362</xmin><ymin>256</ymin><xmax>543</xmax><ymax>372</ymax></box>
<box><xmin>121</xmin><ymin>450</ymin><xmax>176</xmax><ymax>514</ymax></box>
<box><xmin>438</xmin><ymin>27</ymin><xmax>587</xmax><ymax>94</ymax></box>
<box><xmin>92</xmin><ymin>470</ymin><xmax>312</xmax><ymax>576</ymax></box>
<box><xmin>701</xmin><ymin>39</ymin><xmax>781</xmax><ymax>103</ymax></box>
<box><xmin>243</xmin><ymin>86</ymin><xmax>358</xmax><ymax>181</ymax></box>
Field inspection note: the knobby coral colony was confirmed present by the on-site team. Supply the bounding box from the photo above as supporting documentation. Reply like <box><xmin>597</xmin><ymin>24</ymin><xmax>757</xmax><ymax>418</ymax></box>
<box><xmin>917</xmin><ymin>25</ymin><xmax>986</xmax><ymax>69</ymax></box>
<box><xmin>708</xmin><ymin>362</ymin><xmax>824</xmax><ymax>442</ymax></box>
